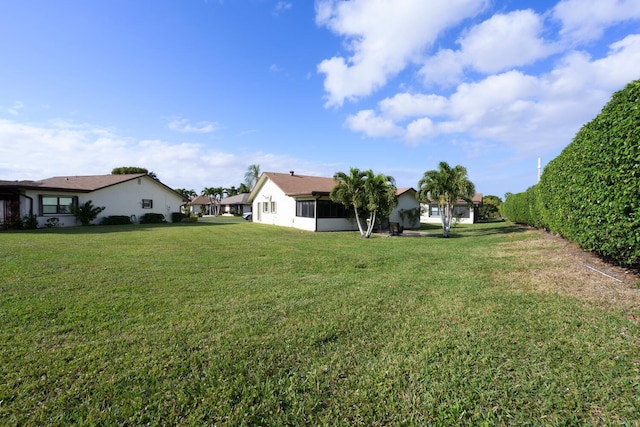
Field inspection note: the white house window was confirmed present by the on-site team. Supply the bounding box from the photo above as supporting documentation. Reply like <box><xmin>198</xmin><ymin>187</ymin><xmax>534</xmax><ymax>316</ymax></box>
<box><xmin>142</xmin><ymin>199</ymin><xmax>153</xmax><ymax>209</ymax></box>
<box><xmin>429</xmin><ymin>205</ymin><xmax>440</xmax><ymax>217</ymax></box>
<box><xmin>40</xmin><ymin>196</ymin><xmax>77</xmax><ymax>215</ymax></box>
<box><xmin>263</xmin><ymin>202</ymin><xmax>268</xmax><ymax>212</ymax></box>
<box><xmin>270</xmin><ymin>201</ymin><xmax>277</xmax><ymax>213</ymax></box>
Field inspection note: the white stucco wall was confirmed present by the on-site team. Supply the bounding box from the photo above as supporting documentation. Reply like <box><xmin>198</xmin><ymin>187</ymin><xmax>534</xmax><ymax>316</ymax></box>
<box><xmin>251</xmin><ymin>179</ymin><xmax>298</xmax><ymax>228</ymax></box>
<box><xmin>389</xmin><ymin>192</ymin><xmax>420</xmax><ymax>229</ymax></box>
<box><xmin>251</xmin><ymin>181</ymin><xmax>359</xmax><ymax>232</ymax></box>
<box><xmin>23</xmin><ymin>176</ymin><xmax>184</xmax><ymax>227</ymax></box>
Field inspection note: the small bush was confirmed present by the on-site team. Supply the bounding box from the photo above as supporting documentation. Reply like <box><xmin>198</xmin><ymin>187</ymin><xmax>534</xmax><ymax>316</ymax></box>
<box><xmin>22</xmin><ymin>214</ymin><xmax>39</xmax><ymax>229</ymax></box>
<box><xmin>70</xmin><ymin>200</ymin><xmax>105</xmax><ymax>226</ymax></box>
<box><xmin>101</xmin><ymin>216</ymin><xmax>133</xmax><ymax>225</ymax></box>
<box><xmin>171</xmin><ymin>212</ymin><xmax>183</xmax><ymax>223</ymax></box>
<box><xmin>185</xmin><ymin>216</ymin><xmax>198</xmax><ymax>223</ymax></box>
<box><xmin>45</xmin><ymin>217</ymin><xmax>60</xmax><ymax>228</ymax></box>
<box><xmin>140</xmin><ymin>213</ymin><xmax>166</xmax><ymax>224</ymax></box>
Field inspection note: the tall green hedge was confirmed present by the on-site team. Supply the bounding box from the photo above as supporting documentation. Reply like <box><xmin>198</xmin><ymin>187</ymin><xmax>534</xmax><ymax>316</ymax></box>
<box><xmin>504</xmin><ymin>79</ymin><xmax>640</xmax><ymax>267</ymax></box>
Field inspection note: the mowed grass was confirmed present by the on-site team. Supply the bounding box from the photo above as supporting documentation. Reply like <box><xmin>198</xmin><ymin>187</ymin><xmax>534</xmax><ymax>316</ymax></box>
<box><xmin>1</xmin><ymin>221</ymin><xmax>639</xmax><ymax>425</ymax></box>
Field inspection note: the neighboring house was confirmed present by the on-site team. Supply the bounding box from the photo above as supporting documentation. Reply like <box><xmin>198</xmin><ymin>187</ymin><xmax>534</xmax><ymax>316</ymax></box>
<box><xmin>189</xmin><ymin>195</ymin><xmax>217</xmax><ymax>216</ymax></box>
<box><xmin>187</xmin><ymin>193</ymin><xmax>251</xmax><ymax>216</ymax></box>
<box><xmin>389</xmin><ymin>188</ymin><xmax>421</xmax><ymax>230</ymax></box>
<box><xmin>247</xmin><ymin>171</ymin><xmax>420</xmax><ymax>232</ymax></box>
<box><xmin>420</xmin><ymin>193</ymin><xmax>483</xmax><ymax>224</ymax></box>
<box><xmin>220</xmin><ymin>193</ymin><xmax>251</xmax><ymax>216</ymax></box>
<box><xmin>0</xmin><ymin>173</ymin><xmax>186</xmax><ymax>228</ymax></box>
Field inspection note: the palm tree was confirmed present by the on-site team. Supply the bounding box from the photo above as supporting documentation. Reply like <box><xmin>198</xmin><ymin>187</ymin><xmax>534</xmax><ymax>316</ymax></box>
<box><xmin>417</xmin><ymin>161</ymin><xmax>476</xmax><ymax>237</ymax></box>
<box><xmin>331</xmin><ymin>168</ymin><xmax>367</xmax><ymax>236</ymax></box>
<box><xmin>238</xmin><ymin>183</ymin><xmax>250</xmax><ymax>194</ymax></box>
<box><xmin>244</xmin><ymin>164</ymin><xmax>261</xmax><ymax>190</ymax></box>
<box><xmin>362</xmin><ymin>170</ymin><xmax>397</xmax><ymax>237</ymax></box>
<box><xmin>331</xmin><ymin>168</ymin><xmax>397</xmax><ymax>238</ymax></box>
<box><xmin>202</xmin><ymin>187</ymin><xmax>216</xmax><ymax>215</ymax></box>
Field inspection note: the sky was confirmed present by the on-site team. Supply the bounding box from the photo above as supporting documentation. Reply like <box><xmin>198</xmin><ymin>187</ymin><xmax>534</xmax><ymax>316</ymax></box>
<box><xmin>1</xmin><ymin>0</ymin><xmax>639</xmax><ymax>198</ymax></box>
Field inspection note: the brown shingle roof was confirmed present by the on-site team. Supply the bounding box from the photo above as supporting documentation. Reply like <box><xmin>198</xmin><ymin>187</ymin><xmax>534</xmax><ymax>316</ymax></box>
<box><xmin>221</xmin><ymin>193</ymin><xmax>250</xmax><ymax>204</ymax></box>
<box><xmin>36</xmin><ymin>174</ymin><xmax>148</xmax><ymax>192</ymax></box>
<box><xmin>396</xmin><ymin>187</ymin><xmax>416</xmax><ymax>196</ymax></box>
<box><xmin>261</xmin><ymin>172</ymin><xmax>336</xmax><ymax>196</ymax></box>
<box><xmin>0</xmin><ymin>174</ymin><xmax>186</xmax><ymax>200</ymax></box>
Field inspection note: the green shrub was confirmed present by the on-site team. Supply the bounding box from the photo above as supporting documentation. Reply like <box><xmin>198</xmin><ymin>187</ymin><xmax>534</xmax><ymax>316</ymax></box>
<box><xmin>139</xmin><ymin>213</ymin><xmax>166</xmax><ymax>224</ymax></box>
<box><xmin>538</xmin><ymin>80</ymin><xmax>640</xmax><ymax>266</ymax></box>
<box><xmin>171</xmin><ymin>212</ymin><xmax>183</xmax><ymax>223</ymax></box>
<box><xmin>22</xmin><ymin>214</ymin><xmax>39</xmax><ymax>229</ymax></box>
<box><xmin>70</xmin><ymin>200</ymin><xmax>105</xmax><ymax>226</ymax></box>
<box><xmin>100</xmin><ymin>216</ymin><xmax>133</xmax><ymax>225</ymax></box>
<box><xmin>501</xmin><ymin>186</ymin><xmax>544</xmax><ymax>227</ymax></box>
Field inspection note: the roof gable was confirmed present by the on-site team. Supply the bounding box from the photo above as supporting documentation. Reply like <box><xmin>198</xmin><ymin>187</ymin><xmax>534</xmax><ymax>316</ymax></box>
<box><xmin>0</xmin><ymin>174</ymin><xmax>187</xmax><ymax>200</ymax></box>
<box><xmin>36</xmin><ymin>174</ymin><xmax>148</xmax><ymax>191</ymax></box>
<box><xmin>221</xmin><ymin>193</ymin><xmax>250</xmax><ymax>204</ymax></box>
<box><xmin>249</xmin><ymin>172</ymin><xmax>336</xmax><ymax>201</ymax></box>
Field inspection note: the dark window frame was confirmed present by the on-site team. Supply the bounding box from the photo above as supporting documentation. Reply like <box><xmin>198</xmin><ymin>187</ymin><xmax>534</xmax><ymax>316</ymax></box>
<box><xmin>317</xmin><ymin>200</ymin><xmax>349</xmax><ymax>218</ymax></box>
<box><xmin>296</xmin><ymin>200</ymin><xmax>315</xmax><ymax>218</ymax></box>
<box><xmin>40</xmin><ymin>195</ymin><xmax>78</xmax><ymax>215</ymax></box>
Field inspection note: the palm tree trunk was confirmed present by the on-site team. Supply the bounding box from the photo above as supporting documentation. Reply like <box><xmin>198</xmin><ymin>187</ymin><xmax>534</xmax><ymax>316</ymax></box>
<box><xmin>353</xmin><ymin>208</ymin><xmax>366</xmax><ymax>237</ymax></box>
<box><xmin>364</xmin><ymin>210</ymin><xmax>377</xmax><ymax>238</ymax></box>
<box><xmin>442</xmin><ymin>203</ymin><xmax>451</xmax><ymax>237</ymax></box>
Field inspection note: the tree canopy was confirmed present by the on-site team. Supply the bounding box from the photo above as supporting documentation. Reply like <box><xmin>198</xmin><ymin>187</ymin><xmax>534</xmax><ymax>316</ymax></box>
<box><xmin>331</xmin><ymin>167</ymin><xmax>397</xmax><ymax>238</ymax></box>
<box><xmin>111</xmin><ymin>167</ymin><xmax>158</xmax><ymax>180</ymax></box>
<box><xmin>417</xmin><ymin>161</ymin><xmax>476</xmax><ymax>237</ymax></box>
<box><xmin>244</xmin><ymin>164</ymin><xmax>261</xmax><ymax>190</ymax></box>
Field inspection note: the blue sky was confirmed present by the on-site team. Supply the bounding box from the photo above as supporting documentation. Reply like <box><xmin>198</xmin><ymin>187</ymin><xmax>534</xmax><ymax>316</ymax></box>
<box><xmin>1</xmin><ymin>0</ymin><xmax>639</xmax><ymax>198</ymax></box>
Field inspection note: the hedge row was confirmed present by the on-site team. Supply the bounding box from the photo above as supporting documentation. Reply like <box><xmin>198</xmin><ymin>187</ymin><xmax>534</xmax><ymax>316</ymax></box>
<box><xmin>503</xmin><ymin>79</ymin><xmax>640</xmax><ymax>267</ymax></box>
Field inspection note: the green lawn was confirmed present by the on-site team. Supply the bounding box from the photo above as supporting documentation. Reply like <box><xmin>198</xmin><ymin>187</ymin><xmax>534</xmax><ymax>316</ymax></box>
<box><xmin>1</xmin><ymin>221</ymin><xmax>638</xmax><ymax>425</ymax></box>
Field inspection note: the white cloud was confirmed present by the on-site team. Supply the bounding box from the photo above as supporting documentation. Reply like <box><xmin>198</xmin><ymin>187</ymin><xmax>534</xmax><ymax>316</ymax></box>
<box><xmin>457</xmin><ymin>10</ymin><xmax>557</xmax><ymax>73</ymax></box>
<box><xmin>419</xmin><ymin>49</ymin><xmax>465</xmax><ymax>87</ymax></box>
<box><xmin>316</xmin><ymin>0</ymin><xmax>489</xmax><ymax>107</ymax></box>
<box><xmin>420</xmin><ymin>9</ymin><xmax>557</xmax><ymax>86</ymax></box>
<box><xmin>344</xmin><ymin>110</ymin><xmax>403</xmax><ymax>138</ymax></box>
<box><xmin>344</xmin><ymin>33</ymin><xmax>640</xmax><ymax>155</ymax></box>
<box><xmin>553</xmin><ymin>0</ymin><xmax>640</xmax><ymax>42</ymax></box>
<box><xmin>7</xmin><ymin>101</ymin><xmax>25</xmax><ymax>115</ymax></box>
<box><xmin>378</xmin><ymin>93</ymin><xmax>448</xmax><ymax>121</ymax></box>
<box><xmin>0</xmin><ymin>119</ymin><xmax>305</xmax><ymax>190</ymax></box>
<box><xmin>273</xmin><ymin>1</ymin><xmax>292</xmax><ymax>16</ymax></box>
<box><xmin>168</xmin><ymin>118</ymin><xmax>220</xmax><ymax>133</ymax></box>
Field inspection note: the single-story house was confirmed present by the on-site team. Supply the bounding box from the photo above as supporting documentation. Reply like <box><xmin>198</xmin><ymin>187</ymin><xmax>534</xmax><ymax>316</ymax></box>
<box><xmin>420</xmin><ymin>193</ymin><xmax>483</xmax><ymax>224</ymax></box>
<box><xmin>187</xmin><ymin>193</ymin><xmax>251</xmax><ymax>216</ymax></box>
<box><xmin>188</xmin><ymin>195</ymin><xmax>217</xmax><ymax>216</ymax></box>
<box><xmin>390</xmin><ymin>187</ymin><xmax>421</xmax><ymax>230</ymax></box>
<box><xmin>220</xmin><ymin>193</ymin><xmax>251</xmax><ymax>216</ymax></box>
<box><xmin>0</xmin><ymin>173</ymin><xmax>186</xmax><ymax>228</ymax></box>
<box><xmin>247</xmin><ymin>171</ymin><xmax>420</xmax><ymax>232</ymax></box>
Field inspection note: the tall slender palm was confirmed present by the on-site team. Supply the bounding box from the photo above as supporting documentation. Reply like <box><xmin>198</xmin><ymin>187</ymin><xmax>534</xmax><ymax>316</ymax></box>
<box><xmin>202</xmin><ymin>186</ymin><xmax>224</xmax><ymax>215</ymax></box>
<box><xmin>417</xmin><ymin>161</ymin><xmax>476</xmax><ymax>237</ymax></box>
<box><xmin>331</xmin><ymin>168</ymin><xmax>397</xmax><ymax>238</ymax></box>
<box><xmin>244</xmin><ymin>164</ymin><xmax>261</xmax><ymax>190</ymax></box>
<box><xmin>362</xmin><ymin>170</ymin><xmax>397</xmax><ymax>237</ymax></box>
<box><xmin>202</xmin><ymin>187</ymin><xmax>216</xmax><ymax>215</ymax></box>
<box><xmin>331</xmin><ymin>167</ymin><xmax>367</xmax><ymax>236</ymax></box>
